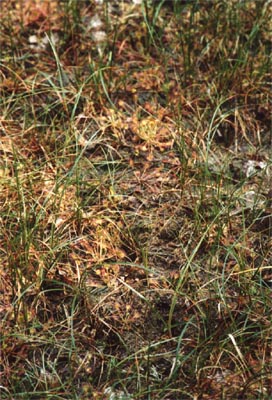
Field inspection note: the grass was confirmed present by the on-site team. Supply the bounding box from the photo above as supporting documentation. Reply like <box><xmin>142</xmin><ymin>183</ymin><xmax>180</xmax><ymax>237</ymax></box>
<box><xmin>0</xmin><ymin>0</ymin><xmax>271</xmax><ymax>399</ymax></box>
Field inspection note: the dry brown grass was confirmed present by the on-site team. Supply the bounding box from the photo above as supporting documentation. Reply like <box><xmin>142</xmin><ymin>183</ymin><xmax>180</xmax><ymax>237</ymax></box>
<box><xmin>0</xmin><ymin>1</ymin><xmax>271</xmax><ymax>399</ymax></box>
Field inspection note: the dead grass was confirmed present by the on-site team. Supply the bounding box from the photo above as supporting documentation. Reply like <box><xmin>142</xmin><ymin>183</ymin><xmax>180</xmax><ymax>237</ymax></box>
<box><xmin>0</xmin><ymin>0</ymin><xmax>271</xmax><ymax>399</ymax></box>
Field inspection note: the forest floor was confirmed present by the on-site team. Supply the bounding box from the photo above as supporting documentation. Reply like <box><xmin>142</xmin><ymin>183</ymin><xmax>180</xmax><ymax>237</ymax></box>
<box><xmin>0</xmin><ymin>1</ymin><xmax>271</xmax><ymax>399</ymax></box>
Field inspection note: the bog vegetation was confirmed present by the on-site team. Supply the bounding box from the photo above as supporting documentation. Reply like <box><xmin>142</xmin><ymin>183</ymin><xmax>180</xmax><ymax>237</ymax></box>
<box><xmin>0</xmin><ymin>0</ymin><xmax>271</xmax><ymax>399</ymax></box>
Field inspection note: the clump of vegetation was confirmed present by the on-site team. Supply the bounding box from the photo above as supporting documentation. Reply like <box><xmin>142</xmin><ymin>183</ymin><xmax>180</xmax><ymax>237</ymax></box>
<box><xmin>0</xmin><ymin>0</ymin><xmax>271</xmax><ymax>399</ymax></box>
